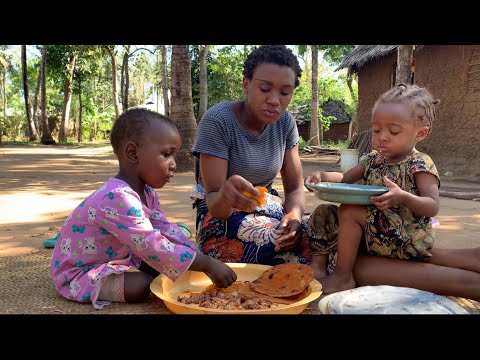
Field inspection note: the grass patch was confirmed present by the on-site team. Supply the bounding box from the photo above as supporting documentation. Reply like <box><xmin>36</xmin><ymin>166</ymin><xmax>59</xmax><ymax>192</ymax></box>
<box><xmin>298</xmin><ymin>137</ymin><xmax>349</xmax><ymax>151</ymax></box>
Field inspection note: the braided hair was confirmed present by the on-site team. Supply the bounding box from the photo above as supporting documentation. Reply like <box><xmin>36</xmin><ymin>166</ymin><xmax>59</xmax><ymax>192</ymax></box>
<box><xmin>243</xmin><ymin>45</ymin><xmax>302</xmax><ymax>87</ymax></box>
<box><xmin>374</xmin><ymin>83</ymin><xmax>439</xmax><ymax>136</ymax></box>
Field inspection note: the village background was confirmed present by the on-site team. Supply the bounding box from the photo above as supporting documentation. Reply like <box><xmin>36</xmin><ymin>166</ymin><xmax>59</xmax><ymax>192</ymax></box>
<box><xmin>1</xmin><ymin>45</ymin><xmax>479</xmax><ymax>314</ymax></box>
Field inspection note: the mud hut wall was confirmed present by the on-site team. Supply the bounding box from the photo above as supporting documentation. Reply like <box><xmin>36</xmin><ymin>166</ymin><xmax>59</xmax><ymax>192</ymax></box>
<box><xmin>356</xmin><ymin>53</ymin><xmax>397</xmax><ymax>133</ymax></box>
<box><xmin>297</xmin><ymin>122</ymin><xmax>349</xmax><ymax>143</ymax></box>
<box><xmin>414</xmin><ymin>45</ymin><xmax>480</xmax><ymax>176</ymax></box>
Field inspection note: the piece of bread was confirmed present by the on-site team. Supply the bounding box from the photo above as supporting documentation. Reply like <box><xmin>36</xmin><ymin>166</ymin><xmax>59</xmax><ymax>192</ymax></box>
<box><xmin>250</xmin><ymin>263</ymin><xmax>314</xmax><ymax>297</ymax></box>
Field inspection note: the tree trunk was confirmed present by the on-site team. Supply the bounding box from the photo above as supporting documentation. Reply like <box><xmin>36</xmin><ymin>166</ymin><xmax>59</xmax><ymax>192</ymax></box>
<box><xmin>346</xmin><ymin>69</ymin><xmax>357</xmax><ymax>141</ymax></box>
<box><xmin>22</xmin><ymin>46</ymin><xmax>38</xmax><ymax>141</ymax></box>
<box><xmin>59</xmin><ymin>52</ymin><xmax>77</xmax><ymax>142</ymax></box>
<box><xmin>309</xmin><ymin>45</ymin><xmax>320</xmax><ymax>146</ymax></box>
<box><xmin>120</xmin><ymin>52</ymin><xmax>125</xmax><ymax>110</ymax></box>
<box><xmin>396</xmin><ymin>45</ymin><xmax>413</xmax><ymax>85</ymax></box>
<box><xmin>40</xmin><ymin>45</ymin><xmax>55</xmax><ymax>145</ymax></box>
<box><xmin>121</xmin><ymin>46</ymin><xmax>130</xmax><ymax>111</ymax></box>
<box><xmin>106</xmin><ymin>46</ymin><xmax>121</xmax><ymax>117</ymax></box>
<box><xmin>32</xmin><ymin>64</ymin><xmax>42</xmax><ymax>134</ymax></box>
<box><xmin>170</xmin><ymin>45</ymin><xmax>196</xmax><ymax>172</ymax></box>
<box><xmin>197</xmin><ymin>45</ymin><xmax>209</xmax><ymax>122</ymax></box>
<box><xmin>0</xmin><ymin>70</ymin><xmax>5</xmax><ymax>146</ymax></box>
<box><xmin>78</xmin><ymin>74</ymin><xmax>83</xmax><ymax>143</ymax></box>
<box><xmin>125</xmin><ymin>52</ymin><xmax>129</xmax><ymax>110</ymax></box>
<box><xmin>156</xmin><ymin>50</ymin><xmax>160</xmax><ymax>113</ymax></box>
<box><xmin>161</xmin><ymin>45</ymin><xmax>170</xmax><ymax>116</ymax></box>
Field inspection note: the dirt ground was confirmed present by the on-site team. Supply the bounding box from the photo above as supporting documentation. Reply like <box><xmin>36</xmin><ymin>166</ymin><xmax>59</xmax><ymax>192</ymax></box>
<box><xmin>1</xmin><ymin>144</ymin><xmax>480</xmax><ymax>257</ymax></box>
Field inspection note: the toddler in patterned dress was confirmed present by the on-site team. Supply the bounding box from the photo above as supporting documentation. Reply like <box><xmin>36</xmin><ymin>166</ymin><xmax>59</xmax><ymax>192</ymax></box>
<box><xmin>305</xmin><ymin>84</ymin><xmax>441</xmax><ymax>294</ymax></box>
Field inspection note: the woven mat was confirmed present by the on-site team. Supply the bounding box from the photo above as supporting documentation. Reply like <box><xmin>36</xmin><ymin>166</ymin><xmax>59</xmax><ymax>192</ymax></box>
<box><xmin>0</xmin><ymin>249</ymin><xmax>170</xmax><ymax>314</ymax></box>
<box><xmin>1</xmin><ymin>249</ymin><xmax>479</xmax><ymax>314</ymax></box>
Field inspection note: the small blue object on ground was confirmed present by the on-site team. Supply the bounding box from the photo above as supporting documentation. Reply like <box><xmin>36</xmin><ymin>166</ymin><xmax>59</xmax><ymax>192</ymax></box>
<box><xmin>176</xmin><ymin>222</ymin><xmax>192</xmax><ymax>238</ymax></box>
<box><xmin>43</xmin><ymin>233</ymin><xmax>59</xmax><ymax>248</ymax></box>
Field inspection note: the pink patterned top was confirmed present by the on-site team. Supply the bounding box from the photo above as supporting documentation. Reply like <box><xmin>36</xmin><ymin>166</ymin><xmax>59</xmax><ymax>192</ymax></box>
<box><xmin>50</xmin><ymin>178</ymin><xmax>197</xmax><ymax>309</ymax></box>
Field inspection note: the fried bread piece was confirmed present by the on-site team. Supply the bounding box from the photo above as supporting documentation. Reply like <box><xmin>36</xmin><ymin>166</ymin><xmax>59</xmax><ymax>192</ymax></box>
<box><xmin>250</xmin><ymin>263</ymin><xmax>314</xmax><ymax>297</ymax></box>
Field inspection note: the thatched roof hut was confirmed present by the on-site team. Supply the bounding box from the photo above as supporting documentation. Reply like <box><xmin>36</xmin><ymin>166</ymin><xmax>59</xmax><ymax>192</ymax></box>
<box><xmin>337</xmin><ymin>44</ymin><xmax>480</xmax><ymax>176</ymax></box>
<box><xmin>336</xmin><ymin>45</ymin><xmax>398</xmax><ymax>72</ymax></box>
<box><xmin>322</xmin><ymin>99</ymin><xmax>351</xmax><ymax>124</ymax></box>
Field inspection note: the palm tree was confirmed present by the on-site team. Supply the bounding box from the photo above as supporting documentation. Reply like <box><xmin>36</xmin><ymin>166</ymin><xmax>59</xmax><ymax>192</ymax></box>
<box><xmin>105</xmin><ymin>45</ymin><xmax>121</xmax><ymax>117</ymax></box>
<box><xmin>197</xmin><ymin>45</ymin><xmax>209</xmax><ymax>122</ymax></box>
<box><xmin>39</xmin><ymin>45</ymin><xmax>55</xmax><ymax>145</ymax></box>
<box><xmin>22</xmin><ymin>46</ymin><xmax>38</xmax><ymax>141</ymax></box>
<box><xmin>0</xmin><ymin>46</ymin><xmax>13</xmax><ymax>145</ymax></box>
<box><xmin>59</xmin><ymin>48</ymin><xmax>77</xmax><ymax>142</ymax></box>
<box><xmin>310</xmin><ymin>45</ymin><xmax>321</xmax><ymax>146</ymax></box>
<box><xmin>161</xmin><ymin>45</ymin><xmax>170</xmax><ymax>116</ymax></box>
<box><xmin>169</xmin><ymin>45</ymin><xmax>197</xmax><ymax>172</ymax></box>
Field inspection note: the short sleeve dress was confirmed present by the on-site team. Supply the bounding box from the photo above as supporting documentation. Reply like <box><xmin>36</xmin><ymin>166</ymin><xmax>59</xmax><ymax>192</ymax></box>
<box><xmin>360</xmin><ymin>150</ymin><xmax>440</xmax><ymax>261</ymax></box>
<box><xmin>306</xmin><ymin>150</ymin><xmax>440</xmax><ymax>273</ymax></box>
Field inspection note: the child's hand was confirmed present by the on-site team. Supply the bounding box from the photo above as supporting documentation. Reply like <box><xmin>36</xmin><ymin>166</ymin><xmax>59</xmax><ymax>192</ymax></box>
<box><xmin>304</xmin><ymin>172</ymin><xmax>322</xmax><ymax>191</ymax></box>
<box><xmin>370</xmin><ymin>176</ymin><xmax>405</xmax><ymax>210</ymax></box>
<box><xmin>204</xmin><ymin>256</ymin><xmax>238</xmax><ymax>288</ymax></box>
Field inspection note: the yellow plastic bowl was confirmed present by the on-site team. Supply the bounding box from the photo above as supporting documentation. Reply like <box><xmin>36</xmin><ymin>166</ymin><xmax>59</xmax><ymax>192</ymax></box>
<box><xmin>150</xmin><ymin>263</ymin><xmax>322</xmax><ymax>314</ymax></box>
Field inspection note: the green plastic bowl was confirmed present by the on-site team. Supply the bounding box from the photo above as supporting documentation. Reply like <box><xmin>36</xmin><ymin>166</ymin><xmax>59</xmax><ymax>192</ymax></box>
<box><xmin>306</xmin><ymin>182</ymin><xmax>389</xmax><ymax>205</ymax></box>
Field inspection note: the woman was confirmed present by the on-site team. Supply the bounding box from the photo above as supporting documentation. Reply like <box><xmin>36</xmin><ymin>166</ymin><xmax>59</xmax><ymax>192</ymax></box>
<box><xmin>192</xmin><ymin>45</ymin><xmax>480</xmax><ymax>302</ymax></box>
<box><xmin>192</xmin><ymin>45</ymin><xmax>311</xmax><ymax>265</ymax></box>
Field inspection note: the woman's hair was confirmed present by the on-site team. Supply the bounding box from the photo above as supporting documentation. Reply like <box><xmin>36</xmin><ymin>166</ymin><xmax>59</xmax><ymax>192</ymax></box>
<box><xmin>243</xmin><ymin>45</ymin><xmax>302</xmax><ymax>87</ymax></box>
<box><xmin>110</xmin><ymin>107</ymin><xmax>177</xmax><ymax>154</ymax></box>
<box><xmin>374</xmin><ymin>84</ymin><xmax>439</xmax><ymax>135</ymax></box>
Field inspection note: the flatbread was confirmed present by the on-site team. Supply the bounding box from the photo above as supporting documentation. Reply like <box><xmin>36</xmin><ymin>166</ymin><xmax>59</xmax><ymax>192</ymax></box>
<box><xmin>250</xmin><ymin>263</ymin><xmax>314</xmax><ymax>297</ymax></box>
<box><xmin>318</xmin><ymin>286</ymin><xmax>469</xmax><ymax>314</ymax></box>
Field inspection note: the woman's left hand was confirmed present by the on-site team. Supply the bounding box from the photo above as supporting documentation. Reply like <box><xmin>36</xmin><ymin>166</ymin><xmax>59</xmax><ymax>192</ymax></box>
<box><xmin>273</xmin><ymin>213</ymin><xmax>303</xmax><ymax>252</ymax></box>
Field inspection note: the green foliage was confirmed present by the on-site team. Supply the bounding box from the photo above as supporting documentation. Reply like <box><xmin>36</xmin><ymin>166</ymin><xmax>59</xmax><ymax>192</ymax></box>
<box><xmin>191</xmin><ymin>45</ymin><xmax>257</xmax><ymax>118</ymax></box>
<box><xmin>322</xmin><ymin>139</ymin><xmax>349</xmax><ymax>149</ymax></box>
<box><xmin>319</xmin><ymin>45</ymin><xmax>354</xmax><ymax>66</ymax></box>
<box><xmin>289</xmin><ymin>47</ymin><xmax>358</xmax><ymax>136</ymax></box>
<box><xmin>129</xmin><ymin>51</ymin><xmax>155</xmax><ymax>106</ymax></box>
<box><xmin>1</xmin><ymin>44</ymin><xmax>357</xmax><ymax>146</ymax></box>
<box><xmin>290</xmin><ymin>75</ymin><xmax>352</xmax><ymax>131</ymax></box>
<box><xmin>298</xmin><ymin>136</ymin><xmax>308</xmax><ymax>151</ymax></box>
<box><xmin>80</xmin><ymin>110</ymin><xmax>115</xmax><ymax>141</ymax></box>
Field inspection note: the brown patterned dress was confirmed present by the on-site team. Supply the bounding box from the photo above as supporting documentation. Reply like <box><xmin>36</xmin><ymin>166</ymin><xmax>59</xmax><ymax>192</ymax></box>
<box><xmin>307</xmin><ymin>150</ymin><xmax>440</xmax><ymax>273</ymax></box>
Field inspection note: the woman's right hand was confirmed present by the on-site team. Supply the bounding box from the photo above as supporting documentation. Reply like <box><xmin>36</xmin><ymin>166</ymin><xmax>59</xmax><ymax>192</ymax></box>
<box><xmin>219</xmin><ymin>175</ymin><xmax>260</xmax><ymax>213</ymax></box>
<box><xmin>304</xmin><ymin>171</ymin><xmax>322</xmax><ymax>191</ymax></box>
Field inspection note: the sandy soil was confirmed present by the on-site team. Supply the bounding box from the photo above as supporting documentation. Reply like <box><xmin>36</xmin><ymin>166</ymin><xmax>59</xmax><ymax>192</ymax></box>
<box><xmin>1</xmin><ymin>145</ymin><xmax>479</xmax><ymax>257</ymax></box>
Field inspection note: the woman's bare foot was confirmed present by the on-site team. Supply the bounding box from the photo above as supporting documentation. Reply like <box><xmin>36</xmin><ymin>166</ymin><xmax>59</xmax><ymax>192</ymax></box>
<box><xmin>319</xmin><ymin>272</ymin><xmax>356</xmax><ymax>294</ymax></box>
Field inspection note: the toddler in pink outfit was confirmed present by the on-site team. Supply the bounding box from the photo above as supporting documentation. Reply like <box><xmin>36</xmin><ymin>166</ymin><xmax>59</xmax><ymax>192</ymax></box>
<box><xmin>50</xmin><ymin>108</ymin><xmax>237</xmax><ymax>309</ymax></box>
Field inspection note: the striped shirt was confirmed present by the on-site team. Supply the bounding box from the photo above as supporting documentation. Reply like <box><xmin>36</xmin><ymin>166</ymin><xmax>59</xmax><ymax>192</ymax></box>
<box><xmin>192</xmin><ymin>101</ymin><xmax>299</xmax><ymax>189</ymax></box>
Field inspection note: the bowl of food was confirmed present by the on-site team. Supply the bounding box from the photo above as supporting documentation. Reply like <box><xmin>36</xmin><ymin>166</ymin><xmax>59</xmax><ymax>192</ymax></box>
<box><xmin>150</xmin><ymin>263</ymin><xmax>322</xmax><ymax>314</ymax></box>
<box><xmin>305</xmin><ymin>182</ymin><xmax>389</xmax><ymax>205</ymax></box>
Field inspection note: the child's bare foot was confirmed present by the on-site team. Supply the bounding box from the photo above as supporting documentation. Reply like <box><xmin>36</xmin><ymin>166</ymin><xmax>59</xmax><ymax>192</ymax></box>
<box><xmin>319</xmin><ymin>272</ymin><xmax>356</xmax><ymax>294</ymax></box>
<box><xmin>311</xmin><ymin>264</ymin><xmax>327</xmax><ymax>280</ymax></box>
<box><xmin>310</xmin><ymin>255</ymin><xmax>328</xmax><ymax>280</ymax></box>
